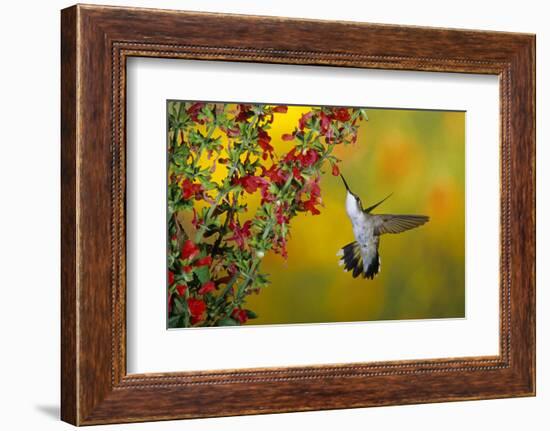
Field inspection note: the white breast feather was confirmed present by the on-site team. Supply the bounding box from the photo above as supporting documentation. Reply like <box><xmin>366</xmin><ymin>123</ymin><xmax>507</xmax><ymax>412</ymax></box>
<box><xmin>345</xmin><ymin>191</ymin><xmax>379</xmax><ymax>276</ymax></box>
<box><xmin>345</xmin><ymin>192</ymin><xmax>362</xmax><ymax>221</ymax></box>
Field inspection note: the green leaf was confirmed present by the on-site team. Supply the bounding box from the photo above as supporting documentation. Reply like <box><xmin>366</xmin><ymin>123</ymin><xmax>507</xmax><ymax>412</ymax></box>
<box><xmin>172</xmin><ymin>295</ymin><xmax>186</xmax><ymax>315</ymax></box>
<box><xmin>245</xmin><ymin>310</ymin><xmax>258</xmax><ymax>319</ymax></box>
<box><xmin>168</xmin><ymin>315</ymin><xmax>183</xmax><ymax>328</ymax></box>
<box><xmin>195</xmin><ymin>265</ymin><xmax>210</xmax><ymax>284</ymax></box>
<box><xmin>217</xmin><ymin>317</ymin><xmax>239</xmax><ymax>326</ymax></box>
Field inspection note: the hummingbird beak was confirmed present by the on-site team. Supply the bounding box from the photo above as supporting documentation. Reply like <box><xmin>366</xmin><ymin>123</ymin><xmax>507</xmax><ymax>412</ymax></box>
<box><xmin>340</xmin><ymin>174</ymin><xmax>351</xmax><ymax>193</ymax></box>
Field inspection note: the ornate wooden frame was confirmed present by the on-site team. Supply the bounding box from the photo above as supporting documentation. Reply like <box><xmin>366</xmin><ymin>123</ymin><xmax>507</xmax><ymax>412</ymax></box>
<box><xmin>61</xmin><ymin>4</ymin><xmax>535</xmax><ymax>425</ymax></box>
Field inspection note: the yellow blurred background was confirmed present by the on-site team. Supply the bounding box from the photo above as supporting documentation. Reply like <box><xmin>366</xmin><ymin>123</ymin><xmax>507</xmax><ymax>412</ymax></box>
<box><xmin>242</xmin><ymin>105</ymin><xmax>466</xmax><ymax>324</ymax></box>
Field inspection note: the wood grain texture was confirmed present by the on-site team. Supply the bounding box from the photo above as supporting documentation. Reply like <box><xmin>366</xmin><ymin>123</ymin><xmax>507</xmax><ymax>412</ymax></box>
<box><xmin>60</xmin><ymin>4</ymin><xmax>535</xmax><ymax>425</ymax></box>
<box><xmin>60</xmin><ymin>5</ymin><xmax>78</xmax><ymax>425</ymax></box>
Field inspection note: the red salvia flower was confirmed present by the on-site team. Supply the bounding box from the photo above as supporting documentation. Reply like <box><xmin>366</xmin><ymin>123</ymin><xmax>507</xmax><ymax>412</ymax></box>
<box><xmin>272</xmin><ymin>105</ymin><xmax>288</xmax><ymax>113</ymax></box>
<box><xmin>282</xmin><ymin>148</ymin><xmax>298</xmax><ymax>163</ymax></box>
<box><xmin>183</xmin><ymin>265</ymin><xmax>193</xmax><ymax>273</ymax></box>
<box><xmin>283</xmin><ymin>147</ymin><xmax>318</xmax><ymax>167</ymax></box>
<box><xmin>235</xmin><ymin>175</ymin><xmax>269</xmax><ymax>194</ymax></box>
<box><xmin>264</xmin><ymin>164</ymin><xmax>287</xmax><ymax>186</ymax></box>
<box><xmin>168</xmin><ymin>271</ymin><xmax>175</xmax><ymax>286</ymax></box>
<box><xmin>257</xmin><ymin>129</ymin><xmax>274</xmax><ymax>160</ymax></box>
<box><xmin>228</xmin><ymin>263</ymin><xmax>238</xmax><ymax>275</ymax></box>
<box><xmin>231</xmin><ymin>308</ymin><xmax>249</xmax><ymax>324</ymax></box>
<box><xmin>228</xmin><ymin>220</ymin><xmax>252</xmax><ymax>249</ymax></box>
<box><xmin>260</xmin><ymin>186</ymin><xmax>277</xmax><ymax>205</ymax></box>
<box><xmin>181</xmin><ymin>178</ymin><xmax>203</xmax><ymax>200</ymax></box>
<box><xmin>187</xmin><ymin>298</ymin><xmax>206</xmax><ymax>324</ymax></box>
<box><xmin>333</xmin><ymin>107</ymin><xmax>351</xmax><ymax>122</ymax></box>
<box><xmin>320</xmin><ymin>111</ymin><xmax>331</xmax><ymax>135</ymax></box>
<box><xmin>320</xmin><ymin>111</ymin><xmax>330</xmax><ymax>135</ymax></box>
<box><xmin>215</xmin><ymin>275</ymin><xmax>233</xmax><ymax>285</ymax></box>
<box><xmin>281</xmin><ymin>133</ymin><xmax>295</xmax><ymax>141</ymax></box>
<box><xmin>297</xmin><ymin>149</ymin><xmax>319</xmax><ymax>167</ymax></box>
<box><xmin>176</xmin><ymin>284</ymin><xmax>187</xmax><ymax>296</ymax></box>
<box><xmin>194</xmin><ymin>256</ymin><xmax>212</xmax><ymax>267</ymax></box>
<box><xmin>280</xmin><ymin>236</ymin><xmax>288</xmax><ymax>259</ymax></box>
<box><xmin>181</xmin><ymin>239</ymin><xmax>199</xmax><ymax>260</ymax></box>
<box><xmin>292</xmin><ymin>167</ymin><xmax>303</xmax><ymax>181</ymax></box>
<box><xmin>331</xmin><ymin>163</ymin><xmax>340</xmax><ymax>176</ymax></box>
<box><xmin>298</xmin><ymin>112</ymin><xmax>314</xmax><ymax>130</ymax></box>
<box><xmin>275</xmin><ymin>204</ymin><xmax>289</xmax><ymax>225</ymax></box>
<box><xmin>325</xmin><ymin>126</ymin><xmax>335</xmax><ymax>143</ymax></box>
<box><xmin>198</xmin><ymin>281</ymin><xmax>216</xmax><ymax>295</ymax></box>
<box><xmin>303</xmin><ymin>197</ymin><xmax>321</xmax><ymax>215</ymax></box>
<box><xmin>235</xmin><ymin>104</ymin><xmax>253</xmax><ymax>122</ymax></box>
<box><xmin>309</xmin><ymin>177</ymin><xmax>321</xmax><ymax>198</ymax></box>
<box><xmin>300</xmin><ymin>177</ymin><xmax>322</xmax><ymax>215</ymax></box>
<box><xmin>273</xmin><ymin>234</ymin><xmax>289</xmax><ymax>259</ymax></box>
<box><xmin>223</xmin><ymin>126</ymin><xmax>241</xmax><ymax>137</ymax></box>
<box><xmin>186</xmin><ymin>102</ymin><xmax>205</xmax><ymax>124</ymax></box>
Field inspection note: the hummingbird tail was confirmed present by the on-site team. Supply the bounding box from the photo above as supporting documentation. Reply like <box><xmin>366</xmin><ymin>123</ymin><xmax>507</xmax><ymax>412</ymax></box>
<box><xmin>338</xmin><ymin>242</ymin><xmax>380</xmax><ymax>280</ymax></box>
<box><xmin>364</xmin><ymin>252</ymin><xmax>381</xmax><ymax>280</ymax></box>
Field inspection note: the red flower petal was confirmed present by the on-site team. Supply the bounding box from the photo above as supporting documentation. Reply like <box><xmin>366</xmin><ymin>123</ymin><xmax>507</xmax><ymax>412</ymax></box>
<box><xmin>281</xmin><ymin>133</ymin><xmax>295</xmax><ymax>141</ymax></box>
<box><xmin>228</xmin><ymin>220</ymin><xmax>253</xmax><ymax>249</ymax></box>
<box><xmin>297</xmin><ymin>149</ymin><xmax>319</xmax><ymax>167</ymax></box>
<box><xmin>168</xmin><ymin>271</ymin><xmax>175</xmax><ymax>286</ymax></box>
<box><xmin>332</xmin><ymin>163</ymin><xmax>340</xmax><ymax>176</ymax></box>
<box><xmin>235</xmin><ymin>104</ymin><xmax>253</xmax><ymax>122</ymax></box>
<box><xmin>187</xmin><ymin>298</ymin><xmax>206</xmax><ymax>323</ymax></box>
<box><xmin>215</xmin><ymin>275</ymin><xmax>233</xmax><ymax>284</ymax></box>
<box><xmin>258</xmin><ymin>129</ymin><xmax>274</xmax><ymax>158</ymax></box>
<box><xmin>272</xmin><ymin>105</ymin><xmax>288</xmax><ymax>113</ymax></box>
<box><xmin>320</xmin><ymin>111</ymin><xmax>331</xmax><ymax>134</ymax></box>
<box><xmin>292</xmin><ymin>167</ymin><xmax>303</xmax><ymax>181</ymax></box>
<box><xmin>194</xmin><ymin>256</ymin><xmax>212</xmax><ymax>267</ymax></box>
<box><xmin>224</xmin><ymin>127</ymin><xmax>241</xmax><ymax>137</ymax></box>
<box><xmin>236</xmin><ymin>175</ymin><xmax>269</xmax><ymax>194</ymax></box>
<box><xmin>333</xmin><ymin>107</ymin><xmax>351</xmax><ymax>122</ymax></box>
<box><xmin>181</xmin><ymin>178</ymin><xmax>204</xmax><ymax>200</ymax></box>
<box><xmin>303</xmin><ymin>197</ymin><xmax>321</xmax><ymax>215</ymax></box>
<box><xmin>298</xmin><ymin>112</ymin><xmax>314</xmax><ymax>130</ymax></box>
<box><xmin>283</xmin><ymin>148</ymin><xmax>298</xmax><ymax>163</ymax></box>
<box><xmin>198</xmin><ymin>281</ymin><xmax>216</xmax><ymax>295</ymax></box>
<box><xmin>231</xmin><ymin>308</ymin><xmax>249</xmax><ymax>324</ymax></box>
<box><xmin>186</xmin><ymin>102</ymin><xmax>205</xmax><ymax>124</ymax></box>
<box><xmin>264</xmin><ymin>164</ymin><xmax>287</xmax><ymax>185</ymax></box>
<box><xmin>176</xmin><ymin>284</ymin><xmax>187</xmax><ymax>296</ymax></box>
<box><xmin>181</xmin><ymin>239</ymin><xmax>199</xmax><ymax>260</ymax></box>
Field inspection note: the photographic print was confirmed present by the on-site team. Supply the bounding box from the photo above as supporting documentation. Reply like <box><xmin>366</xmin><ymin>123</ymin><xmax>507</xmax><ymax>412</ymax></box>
<box><xmin>167</xmin><ymin>101</ymin><xmax>465</xmax><ymax>328</ymax></box>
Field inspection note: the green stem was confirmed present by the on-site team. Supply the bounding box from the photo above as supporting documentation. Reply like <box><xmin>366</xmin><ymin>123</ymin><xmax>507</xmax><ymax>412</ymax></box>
<box><xmin>194</xmin><ymin>114</ymin><xmax>259</xmax><ymax>243</ymax></box>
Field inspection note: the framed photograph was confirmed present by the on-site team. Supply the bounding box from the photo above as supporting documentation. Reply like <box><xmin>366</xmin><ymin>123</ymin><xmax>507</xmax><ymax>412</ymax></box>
<box><xmin>61</xmin><ymin>4</ymin><xmax>535</xmax><ymax>425</ymax></box>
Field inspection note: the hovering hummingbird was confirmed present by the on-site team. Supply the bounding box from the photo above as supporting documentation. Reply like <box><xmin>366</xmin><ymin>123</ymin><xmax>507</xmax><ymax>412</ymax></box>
<box><xmin>337</xmin><ymin>174</ymin><xmax>429</xmax><ymax>279</ymax></box>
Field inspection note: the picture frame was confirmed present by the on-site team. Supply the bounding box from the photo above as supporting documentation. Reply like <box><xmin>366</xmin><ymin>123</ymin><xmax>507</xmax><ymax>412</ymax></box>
<box><xmin>60</xmin><ymin>4</ymin><xmax>535</xmax><ymax>425</ymax></box>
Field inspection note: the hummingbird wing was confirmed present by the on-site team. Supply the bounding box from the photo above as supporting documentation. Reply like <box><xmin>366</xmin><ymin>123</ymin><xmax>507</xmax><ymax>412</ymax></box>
<box><xmin>373</xmin><ymin>214</ymin><xmax>429</xmax><ymax>235</ymax></box>
<box><xmin>363</xmin><ymin>193</ymin><xmax>393</xmax><ymax>213</ymax></box>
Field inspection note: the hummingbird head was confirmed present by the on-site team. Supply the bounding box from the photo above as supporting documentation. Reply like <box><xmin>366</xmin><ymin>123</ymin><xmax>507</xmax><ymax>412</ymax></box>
<box><xmin>340</xmin><ymin>174</ymin><xmax>363</xmax><ymax>218</ymax></box>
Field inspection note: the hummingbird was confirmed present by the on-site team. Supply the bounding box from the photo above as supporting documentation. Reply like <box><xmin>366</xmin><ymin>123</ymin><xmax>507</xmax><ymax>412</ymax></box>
<box><xmin>337</xmin><ymin>174</ymin><xmax>429</xmax><ymax>279</ymax></box>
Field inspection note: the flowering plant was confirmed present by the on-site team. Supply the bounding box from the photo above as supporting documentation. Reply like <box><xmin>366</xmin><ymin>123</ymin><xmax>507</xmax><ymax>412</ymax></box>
<box><xmin>167</xmin><ymin>102</ymin><xmax>368</xmax><ymax>327</ymax></box>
